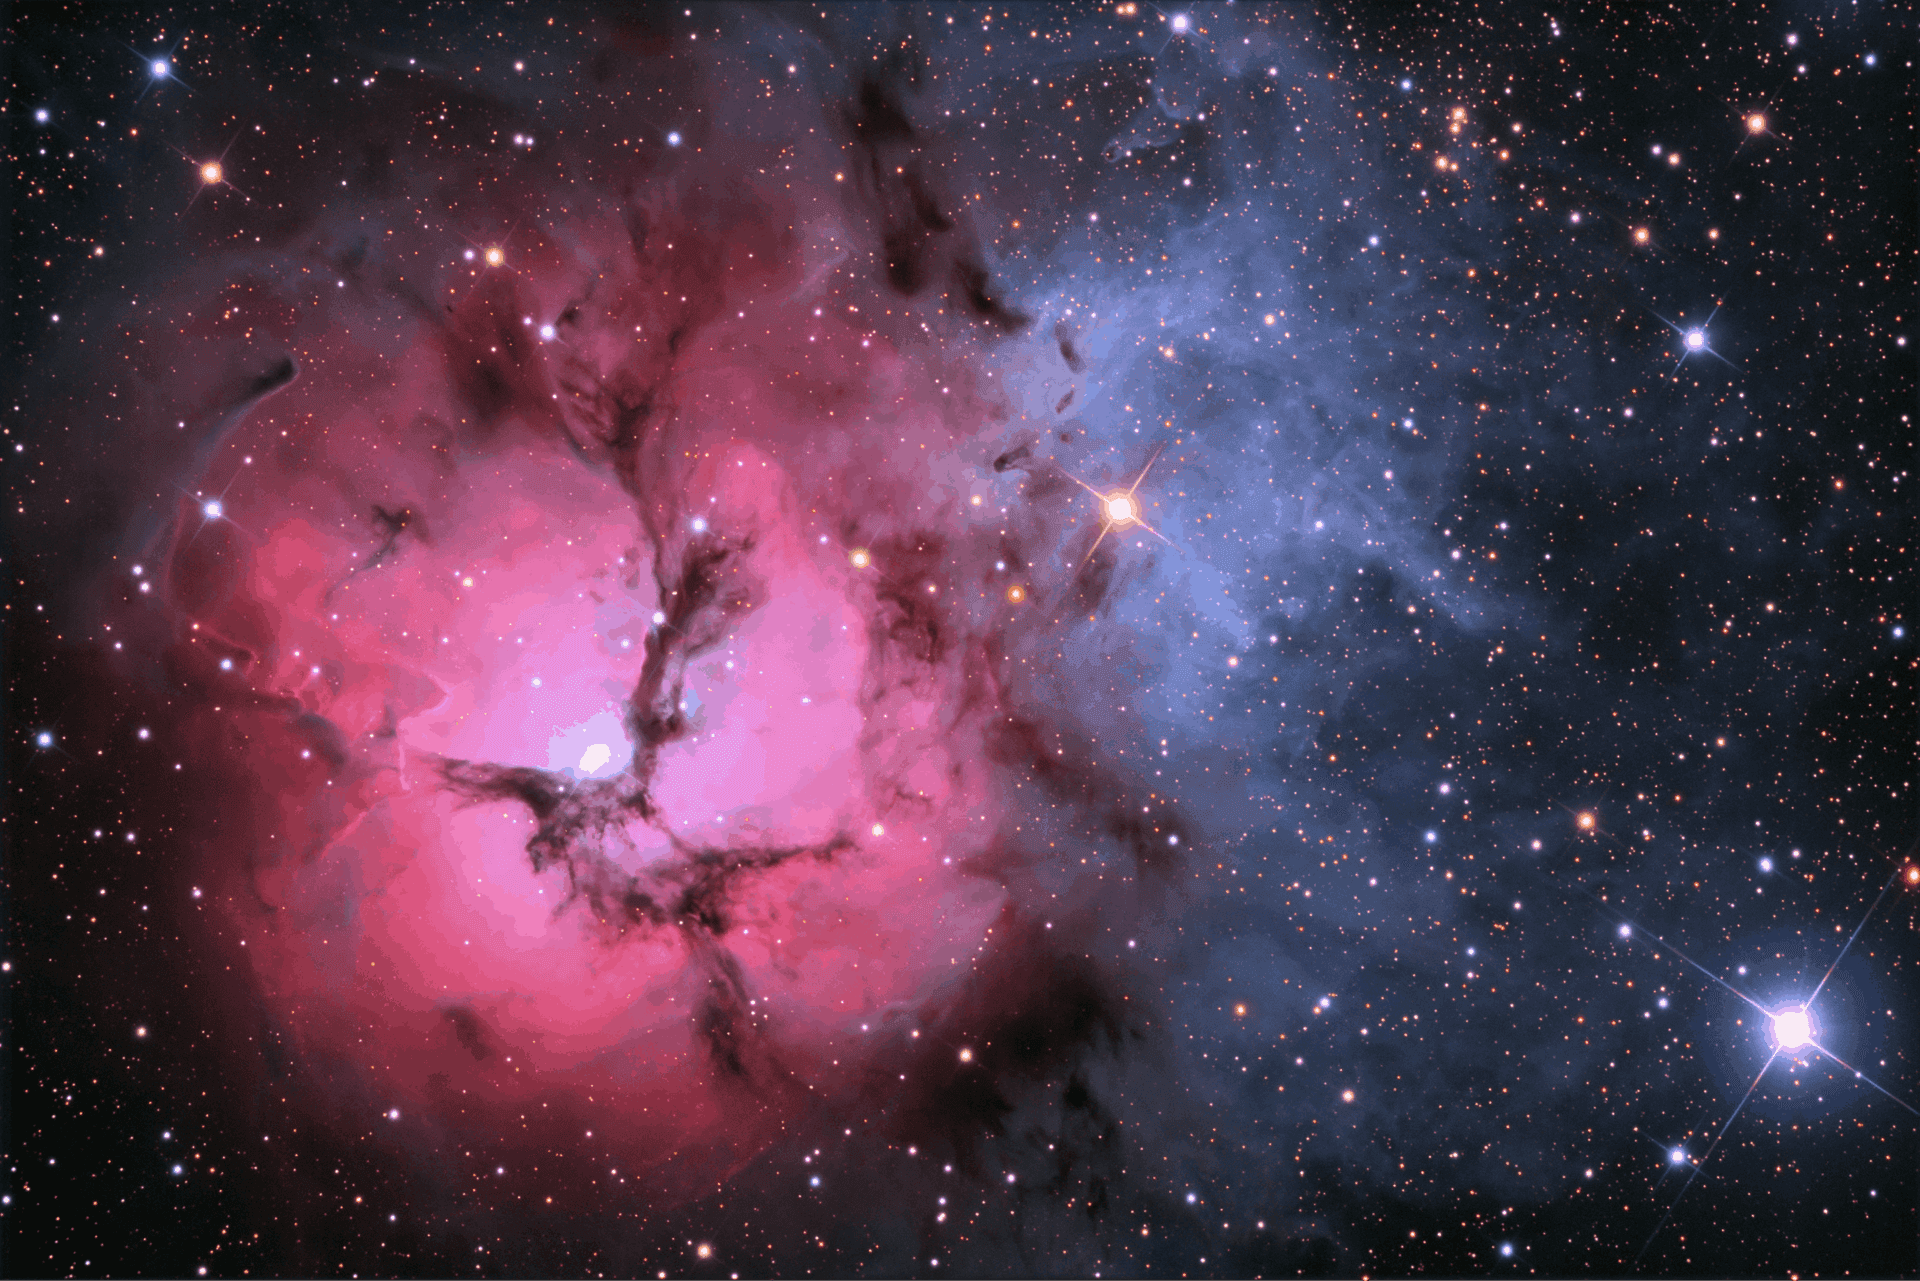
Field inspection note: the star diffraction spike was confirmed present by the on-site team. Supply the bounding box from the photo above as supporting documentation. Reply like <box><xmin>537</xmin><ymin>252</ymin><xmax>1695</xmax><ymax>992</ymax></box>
<box><xmin>1627</xmin><ymin>848</ymin><xmax>1920</xmax><ymax>1263</ymax></box>
<box><xmin>1069</xmin><ymin>441</ymin><xmax>1172</xmax><ymax>570</ymax></box>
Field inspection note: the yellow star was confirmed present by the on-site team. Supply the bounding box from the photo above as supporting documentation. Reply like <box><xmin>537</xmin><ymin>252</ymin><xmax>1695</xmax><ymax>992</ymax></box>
<box><xmin>1070</xmin><ymin>443</ymin><xmax>1171</xmax><ymax>568</ymax></box>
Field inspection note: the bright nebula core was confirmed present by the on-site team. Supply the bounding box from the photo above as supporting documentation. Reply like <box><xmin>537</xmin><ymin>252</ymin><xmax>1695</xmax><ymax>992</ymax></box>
<box><xmin>11</xmin><ymin>2</ymin><xmax>1913</xmax><ymax>1277</ymax></box>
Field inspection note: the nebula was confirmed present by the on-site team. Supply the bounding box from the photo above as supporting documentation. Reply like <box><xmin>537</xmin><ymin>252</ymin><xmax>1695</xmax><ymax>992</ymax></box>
<box><xmin>79</xmin><ymin>43</ymin><xmax>1197</xmax><ymax>1231</ymax></box>
<box><xmin>15</xmin><ymin>2</ymin><xmax>1912</xmax><ymax>1275</ymax></box>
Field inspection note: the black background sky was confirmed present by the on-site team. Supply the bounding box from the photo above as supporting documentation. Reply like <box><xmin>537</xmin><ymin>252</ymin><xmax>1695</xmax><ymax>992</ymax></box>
<box><xmin>7</xmin><ymin>2</ymin><xmax>1917</xmax><ymax>1277</ymax></box>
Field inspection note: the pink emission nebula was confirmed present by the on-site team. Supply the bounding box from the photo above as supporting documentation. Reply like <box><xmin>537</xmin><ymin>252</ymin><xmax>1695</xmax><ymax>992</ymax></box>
<box><xmin>99</xmin><ymin>96</ymin><xmax>1180</xmax><ymax>1205</ymax></box>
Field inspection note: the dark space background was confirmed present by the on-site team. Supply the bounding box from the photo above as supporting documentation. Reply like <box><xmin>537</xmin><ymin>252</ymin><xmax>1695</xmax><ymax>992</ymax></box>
<box><xmin>5</xmin><ymin>2</ymin><xmax>1915</xmax><ymax>1276</ymax></box>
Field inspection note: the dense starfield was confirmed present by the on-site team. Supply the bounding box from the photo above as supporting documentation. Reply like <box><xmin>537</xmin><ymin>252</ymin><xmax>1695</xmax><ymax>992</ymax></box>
<box><xmin>7</xmin><ymin>2</ymin><xmax>1916</xmax><ymax>1276</ymax></box>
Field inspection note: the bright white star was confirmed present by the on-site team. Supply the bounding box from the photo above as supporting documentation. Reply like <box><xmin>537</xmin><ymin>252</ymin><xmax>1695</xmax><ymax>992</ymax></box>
<box><xmin>1651</xmin><ymin>305</ymin><xmax>1732</xmax><ymax>372</ymax></box>
<box><xmin>1626</xmin><ymin>861</ymin><xmax>1920</xmax><ymax>1263</ymax></box>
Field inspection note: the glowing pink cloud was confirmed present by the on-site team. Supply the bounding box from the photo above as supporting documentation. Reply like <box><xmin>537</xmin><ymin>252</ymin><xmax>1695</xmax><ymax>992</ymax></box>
<box><xmin>105</xmin><ymin>119</ymin><xmax>1186</xmax><ymax>1197</ymax></box>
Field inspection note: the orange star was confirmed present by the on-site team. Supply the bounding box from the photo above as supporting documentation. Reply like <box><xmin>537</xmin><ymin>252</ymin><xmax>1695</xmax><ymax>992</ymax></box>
<box><xmin>1070</xmin><ymin>443</ymin><xmax>1171</xmax><ymax>569</ymax></box>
